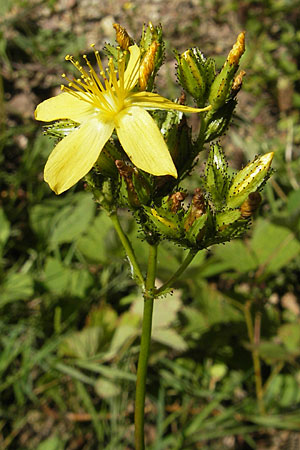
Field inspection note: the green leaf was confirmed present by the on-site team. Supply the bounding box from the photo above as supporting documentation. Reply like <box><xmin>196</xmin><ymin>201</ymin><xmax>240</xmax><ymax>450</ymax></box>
<box><xmin>95</xmin><ymin>378</ymin><xmax>121</xmax><ymax>399</ymax></box>
<box><xmin>43</xmin><ymin>257</ymin><xmax>93</xmax><ymax>297</ymax></box>
<box><xmin>50</xmin><ymin>194</ymin><xmax>95</xmax><ymax>246</ymax></box>
<box><xmin>250</xmin><ymin>219</ymin><xmax>300</xmax><ymax>275</ymax></box>
<box><xmin>0</xmin><ymin>273</ymin><xmax>34</xmax><ymax>307</ymax></box>
<box><xmin>76</xmin><ymin>212</ymin><xmax>113</xmax><ymax>262</ymax></box>
<box><xmin>37</xmin><ymin>436</ymin><xmax>64</xmax><ymax>450</ymax></box>
<box><xmin>214</xmin><ymin>240</ymin><xmax>258</xmax><ymax>274</ymax></box>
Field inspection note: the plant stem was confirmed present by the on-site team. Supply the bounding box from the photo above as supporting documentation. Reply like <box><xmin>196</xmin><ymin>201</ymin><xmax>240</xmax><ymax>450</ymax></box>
<box><xmin>155</xmin><ymin>249</ymin><xmax>197</xmax><ymax>296</ymax></box>
<box><xmin>134</xmin><ymin>243</ymin><xmax>157</xmax><ymax>450</ymax></box>
<box><xmin>109</xmin><ymin>211</ymin><xmax>145</xmax><ymax>286</ymax></box>
<box><xmin>244</xmin><ymin>300</ymin><xmax>265</xmax><ymax>415</ymax></box>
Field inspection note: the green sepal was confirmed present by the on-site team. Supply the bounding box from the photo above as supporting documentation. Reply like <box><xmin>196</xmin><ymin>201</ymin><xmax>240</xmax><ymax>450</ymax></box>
<box><xmin>95</xmin><ymin>141</ymin><xmax>123</xmax><ymax>178</ymax></box>
<box><xmin>103</xmin><ymin>43</ymin><xmax>122</xmax><ymax>67</ymax></box>
<box><xmin>185</xmin><ymin>213</ymin><xmax>208</xmax><ymax>245</ymax></box>
<box><xmin>204</xmin><ymin>99</ymin><xmax>236</xmax><ymax>143</ymax></box>
<box><xmin>227</xmin><ymin>153</ymin><xmax>274</xmax><ymax>209</ymax></box>
<box><xmin>44</xmin><ymin>119</ymin><xmax>79</xmax><ymax>141</ymax></box>
<box><xmin>132</xmin><ymin>170</ymin><xmax>152</xmax><ymax>205</ymax></box>
<box><xmin>143</xmin><ymin>206</ymin><xmax>183</xmax><ymax>239</ymax></box>
<box><xmin>205</xmin><ymin>143</ymin><xmax>230</xmax><ymax>208</ymax></box>
<box><xmin>85</xmin><ymin>173</ymin><xmax>118</xmax><ymax>211</ymax></box>
<box><xmin>166</xmin><ymin>117</ymin><xmax>194</xmax><ymax>178</ymax></box>
<box><xmin>216</xmin><ymin>218</ymin><xmax>250</xmax><ymax>242</ymax></box>
<box><xmin>216</xmin><ymin>209</ymin><xmax>241</xmax><ymax>229</ymax></box>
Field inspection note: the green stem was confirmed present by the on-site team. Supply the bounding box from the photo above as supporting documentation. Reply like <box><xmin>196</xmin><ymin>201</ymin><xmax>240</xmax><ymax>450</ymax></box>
<box><xmin>109</xmin><ymin>211</ymin><xmax>145</xmax><ymax>286</ymax></box>
<box><xmin>134</xmin><ymin>243</ymin><xmax>157</xmax><ymax>450</ymax></box>
<box><xmin>155</xmin><ymin>249</ymin><xmax>197</xmax><ymax>296</ymax></box>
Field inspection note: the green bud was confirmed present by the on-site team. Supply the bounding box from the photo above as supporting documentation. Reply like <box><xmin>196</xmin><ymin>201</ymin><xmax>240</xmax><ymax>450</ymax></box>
<box><xmin>85</xmin><ymin>173</ymin><xmax>117</xmax><ymax>211</ymax></box>
<box><xmin>205</xmin><ymin>143</ymin><xmax>230</xmax><ymax>208</ymax></box>
<box><xmin>227</xmin><ymin>152</ymin><xmax>274</xmax><ymax>209</ymax></box>
<box><xmin>204</xmin><ymin>99</ymin><xmax>236</xmax><ymax>143</ymax></box>
<box><xmin>208</xmin><ymin>32</ymin><xmax>245</xmax><ymax>110</ymax></box>
<box><xmin>176</xmin><ymin>48</ymin><xmax>215</xmax><ymax>106</ymax></box>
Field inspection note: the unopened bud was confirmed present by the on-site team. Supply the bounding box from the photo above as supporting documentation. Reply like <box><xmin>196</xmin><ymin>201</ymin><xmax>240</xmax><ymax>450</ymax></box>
<box><xmin>231</xmin><ymin>70</ymin><xmax>246</xmax><ymax>97</ymax></box>
<box><xmin>205</xmin><ymin>143</ymin><xmax>229</xmax><ymax>207</ymax></box>
<box><xmin>227</xmin><ymin>32</ymin><xmax>245</xmax><ymax>65</ymax></box>
<box><xmin>139</xmin><ymin>41</ymin><xmax>159</xmax><ymax>90</ymax></box>
<box><xmin>227</xmin><ymin>152</ymin><xmax>274</xmax><ymax>209</ymax></box>
<box><xmin>176</xmin><ymin>48</ymin><xmax>215</xmax><ymax>106</ymax></box>
<box><xmin>208</xmin><ymin>32</ymin><xmax>245</xmax><ymax>110</ymax></box>
<box><xmin>113</xmin><ymin>23</ymin><xmax>132</xmax><ymax>50</ymax></box>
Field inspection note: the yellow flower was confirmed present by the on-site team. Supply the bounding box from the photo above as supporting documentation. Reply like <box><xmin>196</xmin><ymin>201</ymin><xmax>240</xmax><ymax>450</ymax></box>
<box><xmin>35</xmin><ymin>44</ymin><xmax>210</xmax><ymax>194</ymax></box>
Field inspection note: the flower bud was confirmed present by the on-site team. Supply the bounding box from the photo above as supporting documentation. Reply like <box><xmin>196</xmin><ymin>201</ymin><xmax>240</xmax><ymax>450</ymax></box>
<box><xmin>205</xmin><ymin>144</ymin><xmax>229</xmax><ymax>208</ymax></box>
<box><xmin>176</xmin><ymin>48</ymin><xmax>215</xmax><ymax>106</ymax></box>
<box><xmin>208</xmin><ymin>32</ymin><xmax>245</xmax><ymax>110</ymax></box>
<box><xmin>113</xmin><ymin>23</ymin><xmax>132</xmax><ymax>50</ymax></box>
<box><xmin>139</xmin><ymin>41</ymin><xmax>159</xmax><ymax>90</ymax></box>
<box><xmin>227</xmin><ymin>152</ymin><xmax>274</xmax><ymax>209</ymax></box>
<box><xmin>204</xmin><ymin>99</ymin><xmax>236</xmax><ymax>143</ymax></box>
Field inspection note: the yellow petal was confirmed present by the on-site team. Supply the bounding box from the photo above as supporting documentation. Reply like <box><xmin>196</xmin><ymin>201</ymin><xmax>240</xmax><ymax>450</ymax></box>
<box><xmin>44</xmin><ymin>118</ymin><xmax>114</xmax><ymax>194</ymax></box>
<box><xmin>129</xmin><ymin>91</ymin><xmax>211</xmax><ymax>113</ymax></box>
<box><xmin>124</xmin><ymin>44</ymin><xmax>141</xmax><ymax>91</ymax></box>
<box><xmin>115</xmin><ymin>106</ymin><xmax>177</xmax><ymax>178</ymax></box>
<box><xmin>35</xmin><ymin>92</ymin><xmax>95</xmax><ymax>123</ymax></box>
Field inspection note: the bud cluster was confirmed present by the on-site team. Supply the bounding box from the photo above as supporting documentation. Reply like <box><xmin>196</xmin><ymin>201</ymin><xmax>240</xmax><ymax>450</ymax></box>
<box><xmin>44</xmin><ymin>23</ymin><xmax>274</xmax><ymax>250</ymax></box>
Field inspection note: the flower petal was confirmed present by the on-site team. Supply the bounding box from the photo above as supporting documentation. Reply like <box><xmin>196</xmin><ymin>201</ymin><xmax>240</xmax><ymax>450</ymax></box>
<box><xmin>44</xmin><ymin>118</ymin><xmax>114</xmax><ymax>194</ymax></box>
<box><xmin>129</xmin><ymin>91</ymin><xmax>211</xmax><ymax>113</ymax></box>
<box><xmin>115</xmin><ymin>106</ymin><xmax>177</xmax><ymax>178</ymax></box>
<box><xmin>124</xmin><ymin>44</ymin><xmax>141</xmax><ymax>91</ymax></box>
<box><xmin>35</xmin><ymin>92</ymin><xmax>95</xmax><ymax>123</ymax></box>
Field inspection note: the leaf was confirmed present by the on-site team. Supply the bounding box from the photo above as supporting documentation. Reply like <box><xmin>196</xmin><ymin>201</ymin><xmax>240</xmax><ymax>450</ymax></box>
<box><xmin>152</xmin><ymin>328</ymin><xmax>188</xmax><ymax>352</ymax></box>
<box><xmin>30</xmin><ymin>193</ymin><xmax>95</xmax><ymax>247</ymax></box>
<box><xmin>36</xmin><ymin>436</ymin><xmax>64</xmax><ymax>450</ymax></box>
<box><xmin>43</xmin><ymin>257</ymin><xmax>93</xmax><ymax>297</ymax></box>
<box><xmin>76</xmin><ymin>212</ymin><xmax>113</xmax><ymax>262</ymax></box>
<box><xmin>214</xmin><ymin>240</ymin><xmax>258</xmax><ymax>274</ymax></box>
<box><xmin>59</xmin><ymin>327</ymin><xmax>104</xmax><ymax>358</ymax></box>
<box><xmin>0</xmin><ymin>273</ymin><xmax>34</xmax><ymax>307</ymax></box>
<box><xmin>250</xmin><ymin>219</ymin><xmax>300</xmax><ymax>275</ymax></box>
<box><xmin>95</xmin><ymin>378</ymin><xmax>121</xmax><ymax>399</ymax></box>
<box><xmin>50</xmin><ymin>193</ymin><xmax>95</xmax><ymax>246</ymax></box>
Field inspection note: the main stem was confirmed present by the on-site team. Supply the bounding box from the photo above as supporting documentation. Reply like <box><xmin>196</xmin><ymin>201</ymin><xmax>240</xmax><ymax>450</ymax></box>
<box><xmin>134</xmin><ymin>243</ymin><xmax>157</xmax><ymax>450</ymax></box>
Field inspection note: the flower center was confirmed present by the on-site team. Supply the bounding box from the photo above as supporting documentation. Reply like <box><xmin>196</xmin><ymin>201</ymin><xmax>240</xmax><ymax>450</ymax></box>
<box><xmin>61</xmin><ymin>46</ymin><xmax>130</xmax><ymax>119</ymax></box>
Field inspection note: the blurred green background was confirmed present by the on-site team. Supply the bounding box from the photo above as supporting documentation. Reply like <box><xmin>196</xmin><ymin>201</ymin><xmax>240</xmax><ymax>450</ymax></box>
<box><xmin>1</xmin><ymin>0</ymin><xmax>300</xmax><ymax>448</ymax></box>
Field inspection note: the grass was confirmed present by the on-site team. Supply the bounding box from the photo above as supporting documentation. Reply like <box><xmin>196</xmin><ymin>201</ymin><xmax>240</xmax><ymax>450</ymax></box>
<box><xmin>1</xmin><ymin>0</ymin><xmax>300</xmax><ymax>448</ymax></box>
